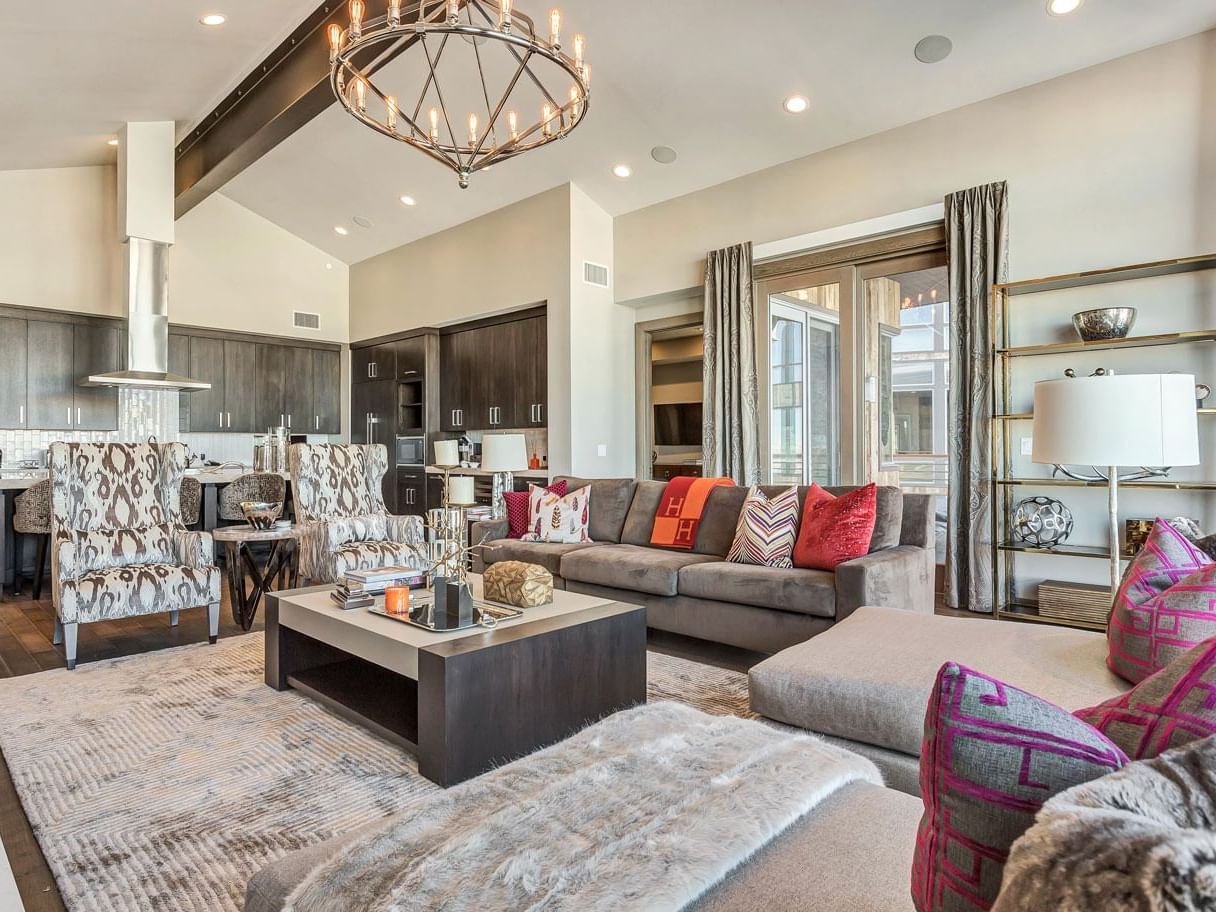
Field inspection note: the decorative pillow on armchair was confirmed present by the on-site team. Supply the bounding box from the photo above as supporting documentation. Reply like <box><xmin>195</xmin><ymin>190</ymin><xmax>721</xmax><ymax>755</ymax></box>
<box><xmin>1075</xmin><ymin>636</ymin><xmax>1216</xmax><ymax>760</ymax></box>
<box><xmin>72</xmin><ymin>524</ymin><xmax>177</xmax><ymax>573</ymax></box>
<box><xmin>726</xmin><ymin>486</ymin><xmax>800</xmax><ymax>568</ymax></box>
<box><xmin>521</xmin><ymin>486</ymin><xmax>592</xmax><ymax>544</ymax></box>
<box><xmin>791</xmin><ymin>483</ymin><xmax>877</xmax><ymax>570</ymax></box>
<box><xmin>912</xmin><ymin>663</ymin><xmax>1127</xmax><ymax>912</ymax></box>
<box><xmin>322</xmin><ymin>513</ymin><xmax>389</xmax><ymax>548</ymax></box>
<box><xmin>504</xmin><ymin>480</ymin><xmax>567</xmax><ymax>539</ymax></box>
<box><xmin>1109</xmin><ymin>520</ymin><xmax>1215</xmax><ymax>683</ymax></box>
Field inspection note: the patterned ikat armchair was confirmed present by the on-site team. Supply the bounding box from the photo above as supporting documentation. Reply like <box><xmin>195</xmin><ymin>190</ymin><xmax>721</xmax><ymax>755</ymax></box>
<box><xmin>288</xmin><ymin>443</ymin><xmax>426</xmax><ymax>583</ymax></box>
<box><xmin>48</xmin><ymin>442</ymin><xmax>221</xmax><ymax>670</ymax></box>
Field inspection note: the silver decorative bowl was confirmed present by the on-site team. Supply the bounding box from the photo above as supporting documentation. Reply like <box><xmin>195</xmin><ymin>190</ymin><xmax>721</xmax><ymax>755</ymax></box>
<box><xmin>1072</xmin><ymin>307</ymin><xmax>1136</xmax><ymax>342</ymax></box>
<box><xmin>240</xmin><ymin>501</ymin><xmax>283</xmax><ymax>530</ymax></box>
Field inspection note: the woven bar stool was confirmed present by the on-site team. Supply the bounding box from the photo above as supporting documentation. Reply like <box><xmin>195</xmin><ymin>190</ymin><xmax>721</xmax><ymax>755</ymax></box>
<box><xmin>180</xmin><ymin>476</ymin><xmax>201</xmax><ymax>529</ymax></box>
<box><xmin>218</xmin><ymin>473</ymin><xmax>286</xmax><ymax>523</ymax></box>
<box><xmin>12</xmin><ymin>479</ymin><xmax>51</xmax><ymax>600</ymax></box>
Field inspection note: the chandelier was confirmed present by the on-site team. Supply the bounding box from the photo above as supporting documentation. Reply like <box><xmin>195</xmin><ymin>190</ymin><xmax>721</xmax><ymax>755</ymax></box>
<box><xmin>328</xmin><ymin>0</ymin><xmax>590</xmax><ymax>188</ymax></box>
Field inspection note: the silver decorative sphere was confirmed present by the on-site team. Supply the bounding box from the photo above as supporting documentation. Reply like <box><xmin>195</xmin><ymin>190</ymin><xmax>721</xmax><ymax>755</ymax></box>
<box><xmin>1012</xmin><ymin>497</ymin><xmax>1074</xmax><ymax>548</ymax></box>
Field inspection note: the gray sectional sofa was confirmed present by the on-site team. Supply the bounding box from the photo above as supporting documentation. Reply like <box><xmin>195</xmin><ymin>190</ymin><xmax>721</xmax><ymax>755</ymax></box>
<box><xmin>473</xmin><ymin>477</ymin><xmax>935</xmax><ymax>655</ymax></box>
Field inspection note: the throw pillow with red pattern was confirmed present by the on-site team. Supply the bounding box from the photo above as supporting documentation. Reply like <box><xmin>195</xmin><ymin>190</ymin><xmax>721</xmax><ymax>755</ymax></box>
<box><xmin>1108</xmin><ymin>519</ymin><xmax>1216</xmax><ymax>683</ymax></box>
<box><xmin>503</xmin><ymin>480</ymin><xmax>567</xmax><ymax>539</ymax></box>
<box><xmin>791</xmin><ymin>483</ymin><xmax>877</xmax><ymax>570</ymax></box>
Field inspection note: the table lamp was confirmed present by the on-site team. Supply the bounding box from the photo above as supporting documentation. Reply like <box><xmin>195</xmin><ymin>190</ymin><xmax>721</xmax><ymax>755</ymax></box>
<box><xmin>481</xmin><ymin>433</ymin><xmax>528</xmax><ymax>519</ymax></box>
<box><xmin>1032</xmin><ymin>371</ymin><xmax>1200</xmax><ymax>594</ymax></box>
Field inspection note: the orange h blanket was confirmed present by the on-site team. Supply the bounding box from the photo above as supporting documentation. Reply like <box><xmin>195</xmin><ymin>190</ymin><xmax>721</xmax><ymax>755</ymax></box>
<box><xmin>650</xmin><ymin>475</ymin><xmax>736</xmax><ymax>550</ymax></box>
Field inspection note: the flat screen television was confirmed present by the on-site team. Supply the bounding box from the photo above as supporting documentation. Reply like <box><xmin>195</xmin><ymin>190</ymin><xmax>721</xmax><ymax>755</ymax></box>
<box><xmin>654</xmin><ymin>403</ymin><xmax>702</xmax><ymax>447</ymax></box>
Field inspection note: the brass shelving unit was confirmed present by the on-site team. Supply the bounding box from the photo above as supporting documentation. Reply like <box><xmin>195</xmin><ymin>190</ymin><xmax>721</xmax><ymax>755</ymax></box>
<box><xmin>991</xmin><ymin>253</ymin><xmax>1216</xmax><ymax>632</ymax></box>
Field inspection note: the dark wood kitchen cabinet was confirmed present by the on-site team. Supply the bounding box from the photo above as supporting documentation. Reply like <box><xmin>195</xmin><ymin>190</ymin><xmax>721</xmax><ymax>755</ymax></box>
<box><xmin>186</xmin><ymin>337</ymin><xmax>256</xmax><ymax>433</ymax></box>
<box><xmin>312</xmin><ymin>348</ymin><xmax>341</xmax><ymax>434</ymax></box>
<box><xmin>439</xmin><ymin>312</ymin><xmax>547</xmax><ymax>431</ymax></box>
<box><xmin>0</xmin><ymin>317</ymin><xmax>28</xmax><ymax>428</ymax></box>
<box><xmin>188</xmin><ymin>336</ymin><xmax>226</xmax><ymax>432</ymax></box>
<box><xmin>256</xmin><ymin>343</ymin><xmax>339</xmax><ymax>435</ymax></box>
<box><xmin>352</xmin><ymin>379</ymin><xmax>397</xmax><ymax>509</ymax></box>
<box><xmin>224</xmin><ymin>340</ymin><xmax>257</xmax><ymax>432</ymax></box>
<box><xmin>72</xmin><ymin>323</ymin><xmax>123</xmax><ymax>430</ymax></box>
<box><xmin>22</xmin><ymin>320</ymin><xmax>121</xmax><ymax>431</ymax></box>
<box><xmin>284</xmin><ymin>346</ymin><xmax>314</xmax><ymax>433</ymax></box>
<box><xmin>255</xmin><ymin>344</ymin><xmax>288</xmax><ymax>430</ymax></box>
<box><xmin>397</xmin><ymin>468</ymin><xmax>426</xmax><ymax>516</ymax></box>
<box><xmin>352</xmin><ymin>342</ymin><xmax>397</xmax><ymax>383</ymax></box>
<box><xmin>396</xmin><ymin>336</ymin><xmax>426</xmax><ymax>380</ymax></box>
<box><xmin>169</xmin><ymin>333</ymin><xmax>191</xmax><ymax>433</ymax></box>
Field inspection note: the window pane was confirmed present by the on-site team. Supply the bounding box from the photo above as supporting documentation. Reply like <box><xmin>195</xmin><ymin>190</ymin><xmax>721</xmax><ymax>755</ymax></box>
<box><xmin>770</xmin><ymin>292</ymin><xmax>840</xmax><ymax>485</ymax></box>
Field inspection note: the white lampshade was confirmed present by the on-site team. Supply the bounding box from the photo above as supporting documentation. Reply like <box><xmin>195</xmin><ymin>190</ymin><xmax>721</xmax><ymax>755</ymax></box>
<box><xmin>1032</xmin><ymin>373</ymin><xmax>1199</xmax><ymax>467</ymax></box>
<box><xmin>447</xmin><ymin>475</ymin><xmax>475</xmax><ymax>506</ymax></box>
<box><xmin>481</xmin><ymin>433</ymin><xmax>528</xmax><ymax>473</ymax></box>
<box><xmin>434</xmin><ymin>439</ymin><xmax>459</xmax><ymax>466</ymax></box>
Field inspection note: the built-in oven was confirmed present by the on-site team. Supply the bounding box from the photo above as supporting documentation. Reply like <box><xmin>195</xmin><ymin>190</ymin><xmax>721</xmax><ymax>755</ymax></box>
<box><xmin>396</xmin><ymin>436</ymin><xmax>426</xmax><ymax>466</ymax></box>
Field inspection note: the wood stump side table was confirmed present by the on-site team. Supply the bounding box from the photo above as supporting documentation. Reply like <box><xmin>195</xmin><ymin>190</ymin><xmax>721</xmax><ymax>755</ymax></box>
<box><xmin>213</xmin><ymin>524</ymin><xmax>302</xmax><ymax>631</ymax></box>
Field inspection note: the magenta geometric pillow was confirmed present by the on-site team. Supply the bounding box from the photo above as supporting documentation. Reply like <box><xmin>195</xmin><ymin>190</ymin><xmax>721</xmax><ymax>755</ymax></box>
<box><xmin>912</xmin><ymin>663</ymin><xmax>1128</xmax><ymax>912</ymax></box>
<box><xmin>1074</xmin><ymin>636</ymin><xmax>1216</xmax><ymax>760</ymax></box>
<box><xmin>1109</xmin><ymin>520</ymin><xmax>1215</xmax><ymax>683</ymax></box>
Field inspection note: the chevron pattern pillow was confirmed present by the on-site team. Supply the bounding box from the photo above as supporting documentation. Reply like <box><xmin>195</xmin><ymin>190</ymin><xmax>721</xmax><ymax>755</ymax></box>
<box><xmin>913</xmin><ymin>663</ymin><xmax>1127</xmax><ymax>912</ymax></box>
<box><xmin>1109</xmin><ymin>520</ymin><xmax>1215</xmax><ymax>683</ymax></box>
<box><xmin>1075</xmin><ymin>636</ymin><xmax>1216</xmax><ymax>760</ymax></box>
<box><xmin>725</xmin><ymin>486</ymin><xmax>800</xmax><ymax>568</ymax></box>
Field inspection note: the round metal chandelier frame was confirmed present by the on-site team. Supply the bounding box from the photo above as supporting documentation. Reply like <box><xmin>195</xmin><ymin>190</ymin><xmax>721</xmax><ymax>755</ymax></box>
<box><xmin>329</xmin><ymin>0</ymin><xmax>591</xmax><ymax>188</ymax></box>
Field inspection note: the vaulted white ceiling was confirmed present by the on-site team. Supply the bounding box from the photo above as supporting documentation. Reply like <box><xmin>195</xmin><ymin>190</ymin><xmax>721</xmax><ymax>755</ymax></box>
<box><xmin>4</xmin><ymin>1</ymin><xmax>1215</xmax><ymax>266</ymax></box>
<box><xmin>0</xmin><ymin>0</ymin><xmax>320</xmax><ymax>170</ymax></box>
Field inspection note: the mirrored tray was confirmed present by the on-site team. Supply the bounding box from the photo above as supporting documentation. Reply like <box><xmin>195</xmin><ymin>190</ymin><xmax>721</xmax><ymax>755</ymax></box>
<box><xmin>367</xmin><ymin>595</ymin><xmax>523</xmax><ymax>632</ymax></box>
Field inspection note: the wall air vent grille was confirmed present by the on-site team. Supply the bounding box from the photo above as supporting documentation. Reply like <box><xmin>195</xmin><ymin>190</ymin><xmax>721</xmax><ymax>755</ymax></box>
<box><xmin>583</xmin><ymin>261</ymin><xmax>610</xmax><ymax>288</ymax></box>
<box><xmin>293</xmin><ymin>311</ymin><xmax>321</xmax><ymax>330</ymax></box>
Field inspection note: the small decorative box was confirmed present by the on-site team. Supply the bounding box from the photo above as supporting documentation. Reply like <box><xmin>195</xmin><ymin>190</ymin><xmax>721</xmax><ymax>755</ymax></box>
<box><xmin>483</xmin><ymin>561</ymin><xmax>553</xmax><ymax>608</ymax></box>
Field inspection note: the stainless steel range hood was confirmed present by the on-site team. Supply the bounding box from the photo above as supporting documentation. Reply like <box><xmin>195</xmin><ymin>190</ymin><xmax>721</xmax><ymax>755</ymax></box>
<box><xmin>83</xmin><ymin>122</ymin><xmax>210</xmax><ymax>392</ymax></box>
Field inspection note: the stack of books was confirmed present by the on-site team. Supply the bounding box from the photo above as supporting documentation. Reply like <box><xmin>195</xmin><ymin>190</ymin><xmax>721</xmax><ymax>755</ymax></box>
<box><xmin>331</xmin><ymin>566</ymin><xmax>429</xmax><ymax>611</ymax></box>
<box><xmin>1037</xmin><ymin>580</ymin><xmax>1112</xmax><ymax>627</ymax></box>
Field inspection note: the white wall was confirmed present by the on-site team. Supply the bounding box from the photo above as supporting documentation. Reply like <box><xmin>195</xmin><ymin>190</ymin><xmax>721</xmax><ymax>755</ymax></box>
<box><xmin>0</xmin><ymin>165</ymin><xmax>121</xmax><ymax>316</ymax></box>
<box><xmin>615</xmin><ymin>30</ymin><xmax>1216</xmax><ymax>304</ymax></box>
<box><xmin>171</xmin><ymin>193</ymin><xmax>349</xmax><ymax>342</ymax></box>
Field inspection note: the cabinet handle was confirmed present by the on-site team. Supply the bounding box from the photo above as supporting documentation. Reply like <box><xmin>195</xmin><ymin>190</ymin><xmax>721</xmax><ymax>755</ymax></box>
<box><xmin>227</xmin><ymin>412</ymin><xmax>232</xmax><ymax>428</ymax></box>
<box><xmin>315</xmin><ymin>415</ymin><xmax>319</xmax><ymax>431</ymax></box>
<box><xmin>219</xmin><ymin>411</ymin><xmax>223</xmax><ymax>428</ymax></box>
<box><xmin>67</xmin><ymin>407</ymin><xmax>72</xmax><ymax>426</ymax></box>
<box><xmin>287</xmin><ymin>414</ymin><xmax>292</xmax><ymax>428</ymax></box>
<box><xmin>77</xmin><ymin>407</ymin><xmax>81</xmax><ymax>426</ymax></box>
<box><xmin>537</xmin><ymin>403</ymin><xmax>543</xmax><ymax>423</ymax></box>
<box><xmin>19</xmin><ymin>405</ymin><xmax>24</xmax><ymax>425</ymax></box>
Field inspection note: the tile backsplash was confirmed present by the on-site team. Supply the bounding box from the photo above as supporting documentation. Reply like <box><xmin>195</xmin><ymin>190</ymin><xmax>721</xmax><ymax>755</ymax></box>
<box><xmin>459</xmin><ymin>428</ymin><xmax>549</xmax><ymax>467</ymax></box>
<box><xmin>0</xmin><ymin>388</ymin><xmax>179</xmax><ymax>466</ymax></box>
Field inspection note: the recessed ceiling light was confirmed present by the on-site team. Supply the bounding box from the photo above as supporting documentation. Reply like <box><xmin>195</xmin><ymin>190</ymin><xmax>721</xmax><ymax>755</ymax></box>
<box><xmin>352</xmin><ymin>215</ymin><xmax>373</xmax><ymax>229</ymax></box>
<box><xmin>106</xmin><ymin>138</ymin><xmax>118</xmax><ymax>146</ymax></box>
<box><xmin>199</xmin><ymin>13</ymin><xmax>226</xmax><ymax>26</ymax></box>
<box><xmin>400</xmin><ymin>195</ymin><xmax>417</xmax><ymax>207</ymax></box>
<box><xmin>325</xmin><ymin>263</ymin><xmax>333</xmax><ymax>270</ymax></box>
<box><xmin>333</xmin><ymin>225</ymin><xmax>349</xmax><ymax>236</ymax></box>
<box><xmin>913</xmin><ymin>34</ymin><xmax>953</xmax><ymax>64</ymax></box>
<box><xmin>783</xmin><ymin>95</ymin><xmax>810</xmax><ymax>115</ymax></box>
<box><xmin>1046</xmin><ymin>0</ymin><xmax>1082</xmax><ymax>15</ymax></box>
<box><xmin>612</xmin><ymin>164</ymin><xmax>632</xmax><ymax>179</ymax></box>
<box><xmin>651</xmin><ymin>146</ymin><xmax>678</xmax><ymax>165</ymax></box>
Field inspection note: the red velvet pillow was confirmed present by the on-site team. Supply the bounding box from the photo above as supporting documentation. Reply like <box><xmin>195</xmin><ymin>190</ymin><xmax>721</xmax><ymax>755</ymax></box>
<box><xmin>504</xmin><ymin>480</ymin><xmax>567</xmax><ymax>539</ymax></box>
<box><xmin>792</xmin><ymin>483</ymin><xmax>877</xmax><ymax>570</ymax></box>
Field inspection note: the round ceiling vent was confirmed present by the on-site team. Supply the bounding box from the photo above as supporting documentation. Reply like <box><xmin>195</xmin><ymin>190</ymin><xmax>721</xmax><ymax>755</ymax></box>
<box><xmin>352</xmin><ymin>215</ymin><xmax>374</xmax><ymax>229</ymax></box>
<box><xmin>914</xmin><ymin>35</ymin><xmax>953</xmax><ymax>64</ymax></box>
<box><xmin>651</xmin><ymin>146</ymin><xmax>678</xmax><ymax>165</ymax></box>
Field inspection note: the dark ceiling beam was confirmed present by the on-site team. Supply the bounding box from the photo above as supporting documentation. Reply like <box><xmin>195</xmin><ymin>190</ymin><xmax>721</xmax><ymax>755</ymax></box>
<box><xmin>174</xmin><ymin>1</ymin><xmax>424</xmax><ymax>218</ymax></box>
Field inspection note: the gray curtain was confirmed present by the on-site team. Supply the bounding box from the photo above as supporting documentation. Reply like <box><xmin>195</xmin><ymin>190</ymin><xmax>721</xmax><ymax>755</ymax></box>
<box><xmin>703</xmin><ymin>242</ymin><xmax>761</xmax><ymax>485</ymax></box>
<box><xmin>945</xmin><ymin>182</ymin><xmax>1009</xmax><ymax>613</ymax></box>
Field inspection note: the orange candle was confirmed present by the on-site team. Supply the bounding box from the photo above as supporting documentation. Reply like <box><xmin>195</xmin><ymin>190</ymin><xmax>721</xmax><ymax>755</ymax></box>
<box><xmin>384</xmin><ymin>586</ymin><xmax>410</xmax><ymax>615</ymax></box>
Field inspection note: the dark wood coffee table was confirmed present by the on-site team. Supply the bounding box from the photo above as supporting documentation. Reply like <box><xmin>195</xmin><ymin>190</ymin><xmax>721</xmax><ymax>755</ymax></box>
<box><xmin>264</xmin><ymin>578</ymin><xmax>647</xmax><ymax>787</ymax></box>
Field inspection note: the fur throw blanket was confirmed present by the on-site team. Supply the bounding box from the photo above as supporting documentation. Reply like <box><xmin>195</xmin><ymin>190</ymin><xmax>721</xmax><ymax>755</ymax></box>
<box><xmin>284</xmin><ymin>702</ymin><xmax>879</xmax><ymax>912</ymax></box>
<box><xmin>994</xmin><ymin>735</ymin><xmax>1216</xmax><ymax>912</ymax></box>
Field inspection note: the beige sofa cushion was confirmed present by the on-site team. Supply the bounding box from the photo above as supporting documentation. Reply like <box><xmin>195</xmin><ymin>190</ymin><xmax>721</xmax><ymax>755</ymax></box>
<box><xmin>678</xmin><ymin>562</ymin><xmax>836</xmax><ymax>619</ymax></box>
<box><xmin>560</xmin><ymin>544</ymin><xmax>718</xmax><ymax>597</ymax></box>
<box><xmin>749</xmin><ymin>606</ymin><xmax>1129</xmax><ymax>757</ymax></box>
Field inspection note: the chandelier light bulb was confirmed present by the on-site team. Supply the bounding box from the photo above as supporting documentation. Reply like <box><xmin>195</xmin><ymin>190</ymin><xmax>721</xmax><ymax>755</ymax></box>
<box><xmin>569</xmin><ymin>85</ymin><xmax>581</xmax><ymax>118</ymax></box>
<box><xmin>573</xmin><ymin>33</ymin><xmax>585</xmax><ymax>66</ymax></box>
<box><xmin>548</xmin><ymin>9</ymin><xmax>561</xmax><ymax>46</ymax></box>
<box><xmin>388</xmin><ymin>0</ymin><xmax>402</xmax><ymax>26</ymax></box>
<box><xmin>542</xmin><ymin>102</ymin><xmax>554</xmax><ymax>136</ymax></box>
<box><xmin>327</xmin><ymin>23</ymin><xmax>342</xmax><ymax>61</ymax></box>
<box><xmin>581</xmin><ymin>61</ymin><xmax>590</xmax><ymax>86</ymax></box>
<box><xmin>499</xmin><ymin>0</ymin><xmax>512</xmax><ymax>30</ymax></box>
<box><xmin>508</xmin><ymin>110</ymin><xmax>519</xmax><ymax>141</ymax></box>
<box><xmin>386</xmin><ymin>95</ymin><xmax>398</xmax><ymax>132</ymax></box>
<box><xmin>468</xmin><ymin>113</ymin><xmax>479</xmax><ymax>147</ymax></box>
<box><xmin>353</xmin><ymin>78</ymin><xmax>366</xmax><ymax>113</ymax></box>
<box><xmin>349</xmin><ymin>0</ymin><xmax>365</xmax><ymax>39</ymax></box>
<box><xmin>429</xmin><ymin>107</ymin><xmax>440</xmax><ymax>143</ymax></box>
<box><xmin>447</xmin><ymin>0</ymin><xmax>460</xmax><ymax>23</ymax></box>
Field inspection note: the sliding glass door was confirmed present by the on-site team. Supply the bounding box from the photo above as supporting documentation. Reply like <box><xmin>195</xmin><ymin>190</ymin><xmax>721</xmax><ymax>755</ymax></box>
<box><xmin>762</xmin><ymin>268</ymin><xmax>854</xmax><ymax>486</ymax></box>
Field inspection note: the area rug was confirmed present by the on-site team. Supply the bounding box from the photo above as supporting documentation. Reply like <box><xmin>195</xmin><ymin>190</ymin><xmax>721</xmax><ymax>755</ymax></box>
<box><xmin>282</xmin><ymin>702</ymin><xmax>879</xmax><ymax>912</ymax></box>
<box><xmin>0</xmin><ymin>633</ymin><xmax>753</xmax><ymax>912</ymax></box>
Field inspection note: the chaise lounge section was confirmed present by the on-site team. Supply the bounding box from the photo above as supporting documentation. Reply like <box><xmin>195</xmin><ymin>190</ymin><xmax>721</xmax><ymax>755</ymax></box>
<box><xmin>476</xmin><ymin>477</ymin><xmax>935</xmax><ymax>655</ymax></box>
